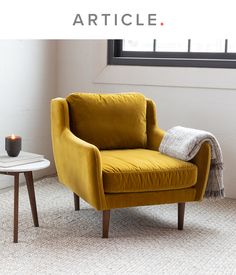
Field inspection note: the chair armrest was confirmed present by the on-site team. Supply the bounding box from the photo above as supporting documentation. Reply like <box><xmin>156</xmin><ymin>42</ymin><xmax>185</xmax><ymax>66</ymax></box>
<box><xmin>60</xmin><ymin>129</ymin><xmax>106</xmax><ymax>209</ymax></box>
<box><xmin>146</xmin><ymin>98</ymin><xmax>165</xmax><ymax>150</ymax></box>
<box><xmin>51</xmin><ymin>98</ymin><xmax>106</xmax><ymax>210</ymax></box>
<box><xmin>147</xmin><ymin>126</ymin><xmax>166</xmax><ymax>151</ymax></box>
<box><xmin>147</xmin><ymin>122</ymin><xmax>211</xmax><ymax>200</ymax></box>
<box><xmin>190</xmin><ymin>142</ymin><xmax>211</xmax><ymax>201</ymax></box>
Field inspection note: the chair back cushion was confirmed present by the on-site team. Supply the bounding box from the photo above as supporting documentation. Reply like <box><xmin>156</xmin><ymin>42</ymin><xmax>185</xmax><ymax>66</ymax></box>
<box><xmin>66</xmin><ymin>92</ymin><xmax>147</xmax><ymax>150</ymax></box>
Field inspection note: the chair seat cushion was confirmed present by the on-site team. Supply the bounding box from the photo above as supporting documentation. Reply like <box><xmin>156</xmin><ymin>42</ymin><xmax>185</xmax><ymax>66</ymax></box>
<box><xmin>101</xmin><ymin>149</ymin><xmax>197</xmax><ymax>193</ymax></box>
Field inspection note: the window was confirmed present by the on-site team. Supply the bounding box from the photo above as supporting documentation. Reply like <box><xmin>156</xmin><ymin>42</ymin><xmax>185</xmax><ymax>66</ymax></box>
<box><xmin>108</xmin><ymin>39</ymin><xmax>236</xmax><ymax>68</ymax></box>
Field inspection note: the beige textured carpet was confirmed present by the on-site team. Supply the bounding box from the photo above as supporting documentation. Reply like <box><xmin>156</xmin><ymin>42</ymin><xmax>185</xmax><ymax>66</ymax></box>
<box><xmin>0</xmin><ymin>177</ymin><xmax>236</xmax><ymax>274</ymax></box>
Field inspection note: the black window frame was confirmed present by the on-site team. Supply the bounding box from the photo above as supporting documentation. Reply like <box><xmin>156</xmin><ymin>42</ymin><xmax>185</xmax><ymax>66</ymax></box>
<box><xmin>107</xmin><ymin>40</ymin><xmax>236</xmax><ymax>68</ymax></box>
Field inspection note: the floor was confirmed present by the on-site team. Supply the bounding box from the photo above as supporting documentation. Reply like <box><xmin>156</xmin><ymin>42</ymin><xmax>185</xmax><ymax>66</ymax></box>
<box><xmin>0</xmin><ymin>177</ymin><xmax>236</xmax><ymax>274</ymax></box>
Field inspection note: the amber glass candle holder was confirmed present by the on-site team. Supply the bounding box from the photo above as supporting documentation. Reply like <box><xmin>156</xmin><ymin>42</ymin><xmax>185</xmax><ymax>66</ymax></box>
<box><xmin>5</xmin><ymin>135</ymin><xmax>22</xmax><ymax>157</ymax></box>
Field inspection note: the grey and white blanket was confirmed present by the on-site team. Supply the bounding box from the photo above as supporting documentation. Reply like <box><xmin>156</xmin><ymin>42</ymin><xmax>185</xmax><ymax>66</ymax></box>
<box><xmin>159</xmin><ymin>126</ymin><xmax>224</xmax><ymax>198</ymax></box>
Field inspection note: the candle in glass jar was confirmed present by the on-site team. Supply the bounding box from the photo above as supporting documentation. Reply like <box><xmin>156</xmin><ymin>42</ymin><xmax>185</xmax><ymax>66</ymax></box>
<box><xmin>5</xmin><ymin>134</ymin><xmax>22</xmax><ymax>157</ymax></box>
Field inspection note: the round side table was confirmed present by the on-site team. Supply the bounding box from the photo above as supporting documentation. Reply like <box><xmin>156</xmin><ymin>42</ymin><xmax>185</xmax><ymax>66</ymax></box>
<box><xmin>0</xmin><ymin>159</ymin><xmax>50</xmax><ymax>243</ymax></box>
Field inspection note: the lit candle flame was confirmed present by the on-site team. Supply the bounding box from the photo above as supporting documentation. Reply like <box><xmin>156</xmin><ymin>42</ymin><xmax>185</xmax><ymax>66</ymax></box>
<box><xmin>11</xmin><ymin>134</ymin><xmax>16</xmax><ymax>140</ymax></box>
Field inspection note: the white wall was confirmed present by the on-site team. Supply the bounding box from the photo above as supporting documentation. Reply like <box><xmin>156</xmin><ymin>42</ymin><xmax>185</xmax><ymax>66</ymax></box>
<box><xmin>0</xmin><ymin>40</ymin><xmax>56</xmax><ymax>188</ymax></box>
<box><xmin>57</xmin><ymin>40</ymin><xmax>236</xmax><ymax>198</ymax></box>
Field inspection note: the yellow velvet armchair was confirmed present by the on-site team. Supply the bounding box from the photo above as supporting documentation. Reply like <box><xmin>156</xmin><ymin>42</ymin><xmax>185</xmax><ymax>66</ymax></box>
<box><xmin>51</xmin><ymin>92</ymin><xmax>211</xmax><ymax>238</ymax></box>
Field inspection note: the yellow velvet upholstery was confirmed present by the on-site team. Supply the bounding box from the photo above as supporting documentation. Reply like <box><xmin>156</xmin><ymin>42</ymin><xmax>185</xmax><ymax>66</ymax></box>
<box><xmin>101</xmin><ymin>149</ymin><xmax>197</xmax><ymax>193</ymax></box>
<box><xmin>51</xmin><ymin>93</ymin><xmax>211</xmax><ymax>213</ymax></box>
<box><xmin>66</xmin><ymin>92</ymin><xmax>147</xmax><ymax>150</ymax></box>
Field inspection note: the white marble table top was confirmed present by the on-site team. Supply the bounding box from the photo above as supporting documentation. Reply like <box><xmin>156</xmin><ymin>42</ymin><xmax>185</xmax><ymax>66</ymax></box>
<box><xmin>0</xmin><ymin>159</ymin><xmax>50</xmax><ymax>173</ymax></box>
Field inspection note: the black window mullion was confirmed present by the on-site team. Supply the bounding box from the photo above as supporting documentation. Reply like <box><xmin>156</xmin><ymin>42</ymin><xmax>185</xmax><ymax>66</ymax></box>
<box><xmin>188</xmin><ymin>39</ymin><xmax>191</xmax><ymax>53</ymax></box>
<box><xmin>225</xmin><ymin>39</ymin><xmax>228</xmax><ymax>53</ymax></box>
<box><xmin>153</xmin><ymin>40</ymin><xmax>156</xmax><ymax>52</ymax></box>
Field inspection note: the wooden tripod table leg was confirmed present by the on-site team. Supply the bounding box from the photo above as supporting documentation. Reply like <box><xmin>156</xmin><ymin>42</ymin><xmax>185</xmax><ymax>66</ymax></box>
<box><xmin>24</xmin><ymin>171</ymin><xmax>39</xmax><ymax>227</ymax></box>
<box><xmin>13</xmin><ymin>173</ymin><xmax>19</xmax><ymax>243</ymax></box>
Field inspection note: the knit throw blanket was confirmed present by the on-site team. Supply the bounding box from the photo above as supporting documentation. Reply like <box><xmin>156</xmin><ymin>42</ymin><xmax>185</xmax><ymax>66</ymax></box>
<box><xmin>159</xmin><ymin>126</ymin><xmax>224</xmax><ymax>198</ymax></box>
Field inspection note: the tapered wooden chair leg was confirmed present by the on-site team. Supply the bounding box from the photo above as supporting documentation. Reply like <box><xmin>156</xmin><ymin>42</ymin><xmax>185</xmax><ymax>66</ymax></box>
<box><xmin>73</xmin><ymin>193</ymin><xmax>80</xmax><ymax>211</ymax></box>
<box><xmin>102</xmin><ymin>210</ymin><xmax>110</xmax><ymax>238</ymax></box>
<box><xmin>178</xmin><ymin>203</ymin><xmax>185</xmax><ymax>230</ymax></box>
